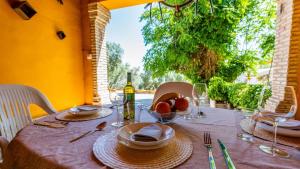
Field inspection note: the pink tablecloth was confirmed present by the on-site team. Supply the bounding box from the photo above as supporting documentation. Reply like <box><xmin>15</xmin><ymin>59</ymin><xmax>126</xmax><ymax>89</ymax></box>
<box><xmin>3</xmin><ymin>108</ymin><xmax>300</xmax><ymax>169</ymax></box>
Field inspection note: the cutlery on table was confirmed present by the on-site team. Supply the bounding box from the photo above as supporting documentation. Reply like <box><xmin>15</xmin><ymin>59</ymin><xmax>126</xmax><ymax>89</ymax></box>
<box><xmin>217</xmin><ymin>139</ymin><xmax>236</xmax><ymax>169</ymax></box>
<box><xmin>204</xmin><ymin>132</ymin><xmax>216</xmax><ymax>169</ymax></box>
<box><xmin>70</xmin><ymin>121</ymin><xmax>107</xmax><ymax>143</ymax></box>
<box><xmin>33</xmin><ymin>121</ymin><xmax>66</xmax><ymax>128</ymax></box>
<box><xmin>44</xmin><ymin>120</ymin><xmax>69</xmax><ymax>125</ymax></box>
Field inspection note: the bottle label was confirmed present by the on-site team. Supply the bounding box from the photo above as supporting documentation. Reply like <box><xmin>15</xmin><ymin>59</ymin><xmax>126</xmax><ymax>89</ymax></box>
<box><xmin>124</xmin><ymin>93</ymin><xmax>135</xmax><ymax>121</ymax></box>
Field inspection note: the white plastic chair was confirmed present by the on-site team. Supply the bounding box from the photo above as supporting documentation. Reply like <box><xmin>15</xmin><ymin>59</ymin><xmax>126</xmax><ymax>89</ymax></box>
<box><xmin>0</xmin><ymin>85</ymin><xmax>57</xmax><ymax>166</ymax></box>
<box><xmin>153</xmin><ymin>82</ymin><xmax>193</xmax><ymax>104</ymax></box>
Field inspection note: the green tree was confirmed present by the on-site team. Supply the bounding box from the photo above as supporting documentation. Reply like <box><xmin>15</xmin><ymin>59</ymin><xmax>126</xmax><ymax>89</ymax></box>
<box><xmin>107</xmin><ymin>42</ymin><xmax>141</xmax><ymax>89</ymax></box>
<box><xmin>107</xmin><ymin>42</ymin><xmax>128</xmax><ymax>89</ymax></box>
<box><xmin>234</xmin><ymin>0</ymin><xmax>276</xmax><ymax>77</ymax></box>
<box><xmin>139</xmin><ymin>71</ymin><xmax>188</xmax><ymax>90</ymax></box>
<box><xmin>107</xmin><ymin>42</ymin><xmax>123</xmax><ymax>73</ymax></box>
<box><xmin>141</xmin><ymin>0</ymin><xmax>276</xmax><ymax>83</ymax></box>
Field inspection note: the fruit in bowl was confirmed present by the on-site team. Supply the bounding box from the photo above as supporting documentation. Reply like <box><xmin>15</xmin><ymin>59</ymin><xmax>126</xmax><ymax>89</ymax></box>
<box><xmin>151</xmin><ymin>93</ymin><xmax>189</xmax><ymax>112</ymax></box>
<box><xmin>151</xmin><ymin>93</ymin><xmax>178</xmax><ymax>110</ymax></box>
<box><xmin>155</xmin><ymin>102</ymin><xmax>171</xmax><ymax>118</ymax></box>
<box><xmin>149</xmin><ymin>93</ymin><xmax>190</xmax><ymax>123</ymax></box>
<box><xmin>175</xmin><ymin>97</ymin><xmax>189</xmax><ymax>111</ymax></box>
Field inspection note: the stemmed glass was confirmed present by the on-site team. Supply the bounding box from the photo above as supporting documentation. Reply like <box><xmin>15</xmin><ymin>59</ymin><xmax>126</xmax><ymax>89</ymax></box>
<box><xmin>192</xmin><ymin>83</ymin><xmax>209</xmax><ymax>119</ymax></box>
<box><xmin>136</xmin><ymin>103</ymin><xmax>148</xmax><ymax>123</ymax></box>
<box><xmin>237</xmin><ymin>109</ymin><xmax>256</xmax><ymax>142</ymax></box>
<box><xmin>238</xmin><ymin>86</ymin><xmax>268</xmax><ymax>142</ymax></box>
<box><xmin>258</xmin><ymin>116</ymin><xmax>290</xmax><ymax>158</ymax></box>
<box><xmin>256</xmin><ymin>105</ymin><xmax>296</xmax><ymax>158</ymax></box>
<box><xmin>109</xmin><ymin>90</ymin><xmax>127</xmax><ymax>127</ymax></box>
<box><xmin>182</xmin><ymin>97</ymin><xmax>194</xmax><ymax>120</ymax></box>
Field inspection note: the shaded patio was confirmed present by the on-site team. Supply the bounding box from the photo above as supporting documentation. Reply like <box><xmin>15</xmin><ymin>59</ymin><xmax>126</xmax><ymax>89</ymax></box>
<box><xmin>1</xmin><ymin>0</ymin><xmax>299</xmax><ymax>119</ymax></box>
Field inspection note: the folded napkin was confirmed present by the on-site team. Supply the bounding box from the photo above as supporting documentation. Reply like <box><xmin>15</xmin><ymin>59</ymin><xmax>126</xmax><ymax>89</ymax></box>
<box><xmin>262</xmin><ymin>119</ymin><xmax>300</xmax><ymax>130</ymax></box>
<box><xmin>131</xmin><ymin>124</ymin><xmax>163</xmax><ymax>142</ymax></box>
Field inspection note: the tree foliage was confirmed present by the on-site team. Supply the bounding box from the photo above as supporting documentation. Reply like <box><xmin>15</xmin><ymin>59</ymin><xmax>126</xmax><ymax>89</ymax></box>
<box><xmin>107</xmin><ymin>42</ymin><xmax>140</xmax><ymax>89</ymax></box>
<box><xmin>107</xmin><ymin>42</ymin><xmax>186</xmax><ymax>90</ymax></box>
<box><xmin>141</xmin><ymin>0</ymin><xmax>276</xmax><ymax>83</ymax></box>
<box><xmin>208</xmin><ymin>77</ymin><xmax>272</xmax><ymax>110</ymax></box>
<box><xmin>107</xmin><ymin>42</ymin><xmax>123</xmax><ymax>73</ymax></box>
<box><xmin>139</xmin><ymin>71</ymin><xmax>188</xmax><ymax>90</ymax></box>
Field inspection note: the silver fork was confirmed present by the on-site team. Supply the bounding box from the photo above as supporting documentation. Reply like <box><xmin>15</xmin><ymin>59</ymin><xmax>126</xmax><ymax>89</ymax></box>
<box><xmin>204</xmin><ymin>132</ymin><xmax>216</xmax><ymax>169</ymax></box>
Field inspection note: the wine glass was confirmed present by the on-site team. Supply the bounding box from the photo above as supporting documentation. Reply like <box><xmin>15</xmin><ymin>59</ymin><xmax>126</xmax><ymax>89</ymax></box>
<box><xmin>237</xmin><ymin>109</ymin><xmax>263</xmax><ymax>142</ymax></box>
<box><xmin>192</xmin><ymin>83</ymin><xmax>209</xmax><ymax>119</ymax></box>
<box><xmin>109</xmin><ymin>90</ymin><xmax>126</xmax><ymax>127</ymax></box>
<box><xmin>237</xmin><ymin>108</ymin><xmax>255</xmax><ymax>142</ymax></box>
<box><xmin>238</xmin><ymin>86</ymin><xmax>268</xmax><ymax>142</ymax></box>
<box><xmin>136</xmin><ymin>103</ymin><xmax>148</xmax><ymax>123</ymax></box>
<box><xmin>182</xmin><ymin>97</ymin><xmax>194</xmax><ymax>120</ymax></box>
<box><xmin>257</xmin><ymin>100</ymin><xmax>295</xmax><ymax>158</ymax></box>
<box><xmin>258</xmin><ymin>116</ymin><xmax>290</xmax><ymax>158</ymax></box>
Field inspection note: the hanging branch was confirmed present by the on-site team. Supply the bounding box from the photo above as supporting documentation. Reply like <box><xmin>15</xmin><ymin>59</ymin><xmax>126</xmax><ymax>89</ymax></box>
<box><xmin>209</xmin><ymin>0</ymin><xmax>214</xmax><ymax>13</ymax></box>
<box><xmin>158</xmin><ymin>2</ymin><xmax>164</xmax><ymax>21</ymax></box>
<box><xmin>161</xmin><ymin>0</ymin><xmax>193</xmax><ymax>8</ymax></box>
<box><xmin>144</xmin><ymin>3</ymin><xmax>153</xmax><ymax>23</ymax></box>
<box><xmin>195</xmin><ymin>0</ymin><xmax>198</xmax><ymax>15</ymax></box>
<box><xmin>150</xmin><ymin>3</ymin><xmax>152</xmax><ymax>23</ymax></box>
<box><xmin>57</xmin><ymin>0</ymin><xmax>63</xmax><ymax>5</ymax></box>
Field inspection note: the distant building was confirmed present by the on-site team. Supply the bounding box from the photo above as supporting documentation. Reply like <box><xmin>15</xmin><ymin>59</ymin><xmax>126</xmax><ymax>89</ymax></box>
<box><xmin>236</xmin><ymin>68</ymin><xmax>271</xmax><ymax>84</ymax></box>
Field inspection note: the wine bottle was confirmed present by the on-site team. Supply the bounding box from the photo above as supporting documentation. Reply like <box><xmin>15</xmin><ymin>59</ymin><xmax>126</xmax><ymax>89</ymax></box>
<box><xmin>123</xmin><ymin>72</ymin><xmax>135</xmax><ymax>121</ymax></box>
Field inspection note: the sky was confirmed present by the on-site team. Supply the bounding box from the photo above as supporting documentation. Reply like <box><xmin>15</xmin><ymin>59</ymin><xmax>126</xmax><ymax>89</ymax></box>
<box><xmin>106</xmin><ymin>5</ymin><xmax>147</xmax><ymax>69</ymax></box>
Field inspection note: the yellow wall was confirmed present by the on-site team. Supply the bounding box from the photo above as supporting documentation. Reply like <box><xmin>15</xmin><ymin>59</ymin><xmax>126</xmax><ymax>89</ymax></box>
<box><xmin>0</xmin><ymin>0</ymin><xmax>85</xmax><ymax>118</ymax></box>
<box><xmin>101</xmin><ymin>0</ymin><xmax>160</xmax><ymax>10</ymax></box>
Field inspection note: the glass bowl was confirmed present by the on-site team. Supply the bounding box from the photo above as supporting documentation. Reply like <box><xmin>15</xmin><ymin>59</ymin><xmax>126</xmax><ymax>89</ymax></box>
<box><xmin>147</xmin><ymin>110</ymin><xmax>177</xmax><ymax>124</ymax></box>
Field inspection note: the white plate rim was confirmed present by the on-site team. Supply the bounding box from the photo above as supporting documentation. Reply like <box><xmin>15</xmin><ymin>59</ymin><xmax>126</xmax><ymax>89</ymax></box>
<box><xmin>257</xmin><ymin>122</ymin><xmax>300</xmax><ymax>137</ymax></box>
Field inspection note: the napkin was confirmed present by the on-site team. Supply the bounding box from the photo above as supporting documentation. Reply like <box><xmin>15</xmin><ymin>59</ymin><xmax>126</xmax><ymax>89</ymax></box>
<box><xmin>131</xmin><ymin>124</ymin><xmax>163</xmax><ymax>142</ymax></box>
<box><xmin>262</xmin><ymin>119</ymin><xmax>300</xmax><ymax>130</ymax></box>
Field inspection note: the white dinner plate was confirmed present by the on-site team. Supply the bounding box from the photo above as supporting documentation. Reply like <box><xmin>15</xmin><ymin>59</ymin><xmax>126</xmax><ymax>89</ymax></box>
<box><xmin>257</xmin><ymin>122</ymin><xmax>300</xmax><ymax>137</ymax></box>
<box><xmin>261</xmin><ymin>119</ymin><xmax>300</xmax><ymax>130</ymax></box>
<box><xmin>117</xmin><ymin>122</ymin><xmax>175</xmax><ymax>148</ymax></box>
<box><xmin>68</xmin><ymin>106</ymin><xmax>99</xmax><ymax>116</ymax></box>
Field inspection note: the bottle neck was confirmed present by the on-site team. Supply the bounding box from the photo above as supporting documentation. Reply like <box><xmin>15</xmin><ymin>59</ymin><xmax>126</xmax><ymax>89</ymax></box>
<box><xmin>127</xmin><ymin>73</ymin><xmax>132</xmax><ymax>85</ymax></box>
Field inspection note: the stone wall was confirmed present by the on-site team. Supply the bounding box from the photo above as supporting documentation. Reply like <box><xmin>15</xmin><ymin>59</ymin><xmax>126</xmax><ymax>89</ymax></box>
<box><xmin>266</xmin><ymin>0</ymin><xmax>300</xmax><ymax>119</ymax></box>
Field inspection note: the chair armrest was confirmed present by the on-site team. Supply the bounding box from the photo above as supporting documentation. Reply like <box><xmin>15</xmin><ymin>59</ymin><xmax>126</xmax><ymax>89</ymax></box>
<box><xmin>0</xmin><ymin>136</ymin><xmax>9</xmax><ymax>164</ymax></box>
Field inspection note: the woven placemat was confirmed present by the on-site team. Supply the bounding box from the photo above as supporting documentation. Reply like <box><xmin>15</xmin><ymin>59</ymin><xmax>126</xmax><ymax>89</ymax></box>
<box><xmin>93</xmin><ymin>130</ymin><xmax>193</xmax><ymax>169</ymax></box>
<box><xmin>240</xmin><ymin>119</ymin><xmax>300</xmax><ymax>147</ymax></box>
<box><xmin>55</xmin><ymin>108</ymin><xmax>113</xmax><ymax>122</ymax></box>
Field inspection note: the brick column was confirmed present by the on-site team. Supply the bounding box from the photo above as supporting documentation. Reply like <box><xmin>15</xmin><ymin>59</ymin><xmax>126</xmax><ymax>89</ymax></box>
<box><xmin>97</xmin><ymin>32</ymin><xmax>110</xmax><ymax>104</ymax></box>
<box><xmin>265</xmin><ymin>0</ymin><xmax>300</xmax><ymax>119</ymax></box>
<box><xmin>88</xmin><ymin>2</ymin><xmax>110</xmax><ymax>105</ymax></box>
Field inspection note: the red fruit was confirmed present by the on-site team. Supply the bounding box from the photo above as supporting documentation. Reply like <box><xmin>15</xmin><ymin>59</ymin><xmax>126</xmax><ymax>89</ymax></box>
<box><xmin>155</xmin><ymin>102</ymin><xmax>171</xmax><ymax>116</ymax></box>
<box><xmin>175</xmin><ymin>97</ymin><xmax>189</xmax><ymax>111</ymax></box>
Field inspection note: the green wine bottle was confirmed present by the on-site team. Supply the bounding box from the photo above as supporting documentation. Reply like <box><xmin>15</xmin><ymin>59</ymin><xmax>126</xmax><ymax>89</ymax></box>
<box><xmin>123</xmin><ymin>72</ymin><xmax>135</xmax><ymax>121</ymax></box>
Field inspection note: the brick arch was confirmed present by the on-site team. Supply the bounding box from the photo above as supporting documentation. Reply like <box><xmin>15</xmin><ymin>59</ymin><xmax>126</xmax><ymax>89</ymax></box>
<box><xmin>82</xmin><ymin>2</ymin><xmax>111</xmax><ymax>105</ymax></box>
<box><xmin>88</xmin><ymin>2</ymin><xmax>110</xmax><ymax>105</ymax></box>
